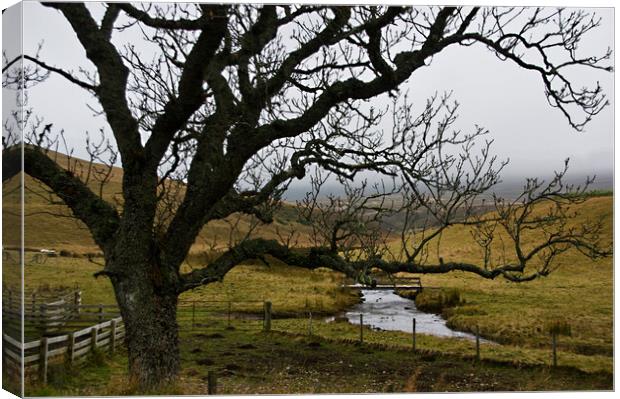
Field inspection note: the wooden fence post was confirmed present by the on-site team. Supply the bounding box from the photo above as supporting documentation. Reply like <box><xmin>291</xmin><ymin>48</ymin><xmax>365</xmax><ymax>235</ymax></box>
<box><xmin>67</xmin><ymin>332</ymin><xmax>75</xmax><ymax>365</ymax></box>
<box><xmin>98</xmin><ymin>304</ymin><xmax>104</xmax><ymax>324</ymax></box>
<box><xmin>359</xmin><ymin>314</ymin><xmax>364</xmax><ymax>344</ymax></box>
<box><xmin>412</xmin><ymin>318</ymin><xmax>416</xmax><ymax>352</ymax></box>
<box><xmin>308</xmin><ymin>312</ymin><xmax>313</xmax><ymax>336</ymax></box>
<box><xmin>192</xmin><ymin>301</ymin><xmax>196</xmax><ymax>329</ymax></box>
<box><xmin>227</xmin><ymin>302</ymin><xmax>232</xmax><ymax>328</ymax></box>
<box><xmin>552</xmin><ymin>332</ymin><xmax>557</xmax><ymax>367</ymax></box>
<box><xmin>32</xmin><ymin>293</ymin><xmax>36</xmax><ymax>314</ymax></box>
<box><xmin>110</xmin><ymin>319</ymin><xmax>117</xmax><ymax>353</ymax></box>
<box><xmin>263</xmin><ymin>301</ymin><xmax>272</xmax><ymax>332</ymax></box>
<box><xmin>74</xmin><ymin>291</ymin><xmax>81</xmax><ymax>315</ymax></box>
<box><xmin>207</xmin><ymin>371</ymin><xmax>217</xmax><ymax>395</ymax></box>
<box><xmin>475</xmin><ymin>325</ymin><xmax>480</xmax><ymax>361</ymax></box>
<box><xmin>8</xmin><ymin>289</ymin><xmax>12</xmax><ymax>310</ymax></box>
<box><xmin>40</xmin><ymin>303</ymin><xmax>48</xmax><ymax>336</ymax></box>
<box><xmin>40</xmin><ymin>337</ymin><xmax>49</xmax><ymax>384</ymax></box>
<box><xmin>91</xmin><ymin>327</ymin><xmax>98</xmax><ymax>352</ymax></box>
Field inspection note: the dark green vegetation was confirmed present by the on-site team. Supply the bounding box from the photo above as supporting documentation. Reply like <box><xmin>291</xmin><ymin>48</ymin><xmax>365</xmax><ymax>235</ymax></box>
<box><xmin>407</xmin><ymin>288</ymin><xmax>465</xmax><ymax>314</ymax></box>
<box><xmin>25</xmin><ymin>319</ymin><xmax>612</xmax><ymax>396</ymax></box>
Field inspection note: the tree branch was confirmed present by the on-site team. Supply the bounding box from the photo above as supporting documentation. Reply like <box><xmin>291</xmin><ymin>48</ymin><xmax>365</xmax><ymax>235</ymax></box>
<box><xmin>117</xmin><ymin>3</ymin><xmax>212</xmax><ymax>30</ymax></box>
<box><xmin>23</xmin><ymin>55</ymin><xmax>97</xmax><ymax>91</ymax></box>
<box><xmin>3</xmin><ymin>145</ymin><xmax>120</xmax><ymax>250</ymax></box>
<box><xmin>44</xmin><ymin>2</ymin><xmax>142</xmax><ymax>160</ymax></box>
<box><xmin>144</xmin><ymin>5</ymin><xmax>229</xmax><ymax>168</ymax></box>
<box><xmin>177</xmin><ymin>236</ymin><xmax>563</xmax><ymax>293</ymax></box>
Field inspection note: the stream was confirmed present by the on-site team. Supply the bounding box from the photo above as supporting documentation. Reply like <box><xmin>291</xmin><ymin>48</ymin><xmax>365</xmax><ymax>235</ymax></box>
<box><xmin>333</xmin><ymin>289</ymin><xmax>485</xmax><ymax>342</ymax></box>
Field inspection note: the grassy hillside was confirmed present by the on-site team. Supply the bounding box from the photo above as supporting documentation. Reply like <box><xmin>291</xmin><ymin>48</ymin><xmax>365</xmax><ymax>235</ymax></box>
<box><xmin>2</xmin><ymin>152</ymin><xmax>613</xmax><ymax>386</ymax></box>
<box><xmin>390</xmin><ymin>196</ymin><xmax>613</xmax><ymax>359</ymax></box>
<box><xmin>1</xmin><ymin>252</ymin><xmax>358</xmax><ymax>316</ymax></box>
<box><xmin>2</xmin><ymin>151</ymin><xmax>314</xmax><ymax>254</ymax></box>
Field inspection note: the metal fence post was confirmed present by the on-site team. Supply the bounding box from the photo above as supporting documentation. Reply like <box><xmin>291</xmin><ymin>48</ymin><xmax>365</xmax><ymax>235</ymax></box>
<box><xmin>412</xmin><ymin>318</ymin><xmax>416</xmax><ymax>352</ymax></box>
<box><xmin>359</xmin><ymin>314</ymin><xmax>364</xmax><ymax>344</ymax></box>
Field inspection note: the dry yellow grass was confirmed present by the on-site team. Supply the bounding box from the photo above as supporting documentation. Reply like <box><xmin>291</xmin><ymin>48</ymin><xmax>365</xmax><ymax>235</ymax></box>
<box><xmin>2</xmin><ymin>151</ymin><xmax>613</xmax><ymax>374</ymax></box>
<box><xmin>388</xmin><ymin>196</ymin><xmax>613</xmax><ymax>357</ymax></box>
<box><xmin>2</xmin><ymin>151</ymin><xmax>314</xmax><ymax>254</ymax></box>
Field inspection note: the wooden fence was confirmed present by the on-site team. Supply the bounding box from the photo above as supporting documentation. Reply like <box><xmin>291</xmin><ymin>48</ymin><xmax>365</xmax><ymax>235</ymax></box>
<box><xmin>1</xmin><ymin>288</ymin><xmax>105</xmax><ymax>338</ymax></box>
<box><xmin>2</xmin><ymin>316</ymin><xmax>125</xmax><ymax>384</ymax></box>
<box><xmin>2</xmin><ymin>286</ymin><xmax>81</xmax><ymax>311</ymax></box>
<box><xmin>2</xmin><ymin>299</ymin><xmax>270</xmax><ymax>385</ymax></box>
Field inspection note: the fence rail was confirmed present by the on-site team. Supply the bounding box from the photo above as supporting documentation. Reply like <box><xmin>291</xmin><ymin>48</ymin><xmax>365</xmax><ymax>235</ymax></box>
<box><xmin>2</xmin><ymin>286</ymin><xmax>81</xmax><ymax>307</ymax></box>
<box><xmin>2</xmin><ymin>299</ymin><xmax>271</xmax><ymax>385</ymax></box>
<box><xmin>2</xmin><ymin>303</ymin><xmax>122</xmax><ymax>339</ymax></box>
<box><xmin>2</xmin><ymin>286</ymin><xmax>83</xmax><ymax>338</ymax></box>
<box><xmin>342</xmin><ymin>275</ymin><xmax>424</xmax><ymax>292</ymax></box>
<box><xmin>2</xmin><ymin>316</ymin><xmax>125</xmax><ymax>384</ymax></box>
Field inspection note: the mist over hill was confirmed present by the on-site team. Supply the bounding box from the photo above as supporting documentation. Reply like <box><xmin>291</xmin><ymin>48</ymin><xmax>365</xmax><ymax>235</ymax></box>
<box><xmin>283</xmin><ymin>170</ymin><xmax>613</xmax><ymax>201</ymax></box>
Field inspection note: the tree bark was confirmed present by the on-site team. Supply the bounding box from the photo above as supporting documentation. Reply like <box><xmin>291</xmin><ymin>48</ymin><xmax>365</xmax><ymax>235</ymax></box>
<box><xmin>111</xmin><ymin>270</ymin><xmax>180</xmax><ymax>390</ymax></box>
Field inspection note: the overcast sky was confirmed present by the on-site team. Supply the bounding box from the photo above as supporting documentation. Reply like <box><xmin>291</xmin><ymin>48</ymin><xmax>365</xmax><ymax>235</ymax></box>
<box><xmin>5</xmin><ymin>2</ymin><xmax>615</xmax><ymax>188</ymax></box>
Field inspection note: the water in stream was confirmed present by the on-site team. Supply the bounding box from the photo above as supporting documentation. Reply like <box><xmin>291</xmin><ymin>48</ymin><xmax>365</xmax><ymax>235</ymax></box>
<box><xmin>337</xmin><ymin>289</ymin><xmax>482</xmax><ymax>341</ymax></box>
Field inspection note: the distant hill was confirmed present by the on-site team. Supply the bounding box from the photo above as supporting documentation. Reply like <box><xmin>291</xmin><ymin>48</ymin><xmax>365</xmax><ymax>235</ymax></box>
<box><xmin>284</xmin><ymin>172</ymin><xmax>613</xmax><ymax>201</ymax></box>
<box><xmin>2</xmin><ymin>150</ymin><xmax>315</xmax><ymax>254</ymax></box>
<box><xmin>2</xmin><ymin>150</ymin><xmax>613</xmax><ymax>257</ymax></box>
<box><xmin>386</xmin><ymin>195</ymin><xmax>613</xmax><ymax>266</ymax></box>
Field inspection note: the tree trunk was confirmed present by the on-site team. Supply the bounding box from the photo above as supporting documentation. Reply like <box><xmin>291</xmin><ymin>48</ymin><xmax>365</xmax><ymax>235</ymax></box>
<box><xmin>111</xmin><ymin>268</ymin><xmax>180</xmax><ymax>391</ymax></box>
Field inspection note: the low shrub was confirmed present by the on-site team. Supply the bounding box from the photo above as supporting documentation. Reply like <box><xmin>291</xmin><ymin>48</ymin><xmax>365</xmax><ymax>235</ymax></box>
<box><xmin>415</xmin><ymin>288</ymin><xmax>465</xmax><ymax>314</ymax></box>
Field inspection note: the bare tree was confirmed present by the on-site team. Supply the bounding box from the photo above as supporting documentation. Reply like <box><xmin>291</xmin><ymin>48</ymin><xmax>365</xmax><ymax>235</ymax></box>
<box><xmin>2</xmin><ymin>3</ymin><xmax>612</xmax><ymax>389</ymax></box>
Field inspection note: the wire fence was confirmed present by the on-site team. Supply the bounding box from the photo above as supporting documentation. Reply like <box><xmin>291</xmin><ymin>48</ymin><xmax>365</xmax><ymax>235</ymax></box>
<box><xmin>1</xmin><ymin>298</ymin><xmax>272</xmax><ymax>385</ymax></box>
<box><xmin>2</xmin><ymin>297</ymin><xmax>565</xmax><ymax>391</ymax></box>
<box><xmin>177</xmin><ymin>300</ymin><xmax>269</xmax><ymax>331</ymax></box>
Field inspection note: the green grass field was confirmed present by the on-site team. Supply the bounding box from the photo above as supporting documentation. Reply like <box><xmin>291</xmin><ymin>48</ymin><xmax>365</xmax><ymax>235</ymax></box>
<box><xmin>24</xmin><ymin>318</ymin><xmax>613</xmax><ymax>396</ymax></box>
<box><xmin>2</xmin><ymin>156</ymin><xmax>613</xmax><ymax>393</ymax></box>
